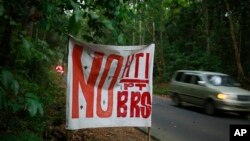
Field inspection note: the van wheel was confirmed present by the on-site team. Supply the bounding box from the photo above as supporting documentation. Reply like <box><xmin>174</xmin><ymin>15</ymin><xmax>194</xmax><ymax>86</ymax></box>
<box><xmin>173</xmin><ymin>94</ymin><xmax>182</xmax><ymax>107</ymax></box>
<box><xmin>238</xmin><ymin>112</ymin><xmax>250</xmax><ymax>119</ymax></box>
<box><xmin>204</xmin><ymin>101</ymin><xmax>216</xmax><ymax>115</ymax></box>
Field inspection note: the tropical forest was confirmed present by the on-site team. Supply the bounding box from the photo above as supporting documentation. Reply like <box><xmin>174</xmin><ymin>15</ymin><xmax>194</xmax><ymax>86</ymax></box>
<box><xmin>0</xmin><ymin>0</ymin><xmax>250</xmax><ymax>140</ymax></box>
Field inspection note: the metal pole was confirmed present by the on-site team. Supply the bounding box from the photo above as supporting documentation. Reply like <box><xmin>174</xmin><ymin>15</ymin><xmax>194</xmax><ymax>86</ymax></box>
<box><xmin>148</xmin><ymin>127</ymin><xmax>151</xmax><ymax>141</ymax></box>
<box><xmin>66</xmin><ymin>130</ymin><xmax>71</xmax><ymax>141</ymax></box>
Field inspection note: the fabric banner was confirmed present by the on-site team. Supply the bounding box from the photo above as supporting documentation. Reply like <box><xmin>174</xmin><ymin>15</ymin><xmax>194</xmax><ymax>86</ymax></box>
<box><xmin>66</xmin><ymin>37</ymin><xmax>155</xmax><ymax>129</ymax></box>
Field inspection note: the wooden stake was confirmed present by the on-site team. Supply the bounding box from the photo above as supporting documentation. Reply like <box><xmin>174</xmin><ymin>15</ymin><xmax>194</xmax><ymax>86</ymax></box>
<box><xmin>148</xmin><ymin>127</ymin><xmax>151</xmax><ymax>141</ymax></box>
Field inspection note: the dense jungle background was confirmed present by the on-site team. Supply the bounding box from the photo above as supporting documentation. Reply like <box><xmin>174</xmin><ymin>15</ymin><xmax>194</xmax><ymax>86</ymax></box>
<box><xmin>0</xmin><ymin>0</ymin><xmax>249</xmax><ymax>140</ymax></box>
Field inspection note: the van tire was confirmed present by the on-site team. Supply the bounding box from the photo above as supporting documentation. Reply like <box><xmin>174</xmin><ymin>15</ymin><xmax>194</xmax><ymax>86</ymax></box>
<box><xmin>173</xmin><ymin>94</ymin><xmax>182</xmax><ymax>107</ymax></box>
<box><xmin>204</xmin><ymin>100</ymin><xmax>216</xmax><ymax>115</ymax></box>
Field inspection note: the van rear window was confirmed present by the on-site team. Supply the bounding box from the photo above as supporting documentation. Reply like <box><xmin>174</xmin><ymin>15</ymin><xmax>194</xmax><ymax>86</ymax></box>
<box><xmin>183</xmin><ymin>74</ymin><xmax>192</xmax><ymax>83</ymax></box>
<box><xmin>175</xmin><ymin>72</ymin><xmax>184</xmax><ymax>81</ymax></box>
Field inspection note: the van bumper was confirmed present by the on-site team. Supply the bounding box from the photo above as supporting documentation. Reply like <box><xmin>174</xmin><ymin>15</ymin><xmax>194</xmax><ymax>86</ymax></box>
<box><xmin>216</xmin><ymin>101</ymin><xmax>250</xmax><ymax>112</ymax></box>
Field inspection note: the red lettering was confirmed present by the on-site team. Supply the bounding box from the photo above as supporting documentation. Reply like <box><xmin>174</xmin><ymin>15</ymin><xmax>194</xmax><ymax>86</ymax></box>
<box><xmin>124</xmin><ymin>83</ymin><xmax>134</xmax><ymax>90</ymax></box>
<box><xmin>135</xmin><ymin>53</ymin><xmax>144</xmax><ymax>78</ymax></box>
<box><xmin>130</xmin><ymin>92</ymin><xmax>141</xmax><ymax>117</ymax></box>
<box><xmin>97</xmin><ymin>55</ymin><xmax>124</xmax><ymax>117</ymax></box>
<box><xmin>121</xmin><ymin>55</ymin><xmax>134</xmax><ymax>78</ymax></box>
<box><xmin>135</xmin><ymin>83</ymin><xmax>147</xmax><ymax>90</ymax></box>
<box><xmin>120</xmin><ymin>79</ymin><xmax>149</xmax><ymax>84</ymax></box>
<box><xmin>117</xmin><ymin>91</ymin><xmax>128</xmax><ymax>117</ymax></box>
<box><xmin>117</xmin><ymin>91</ymin><xmax>152</xmax><ymax>118</ymax></box>
<box><xmin>72</xmin><ymin>45</ymin><xmax>104</xmax><ymax>118</ymax></box>
<box><xmin>141</xmin><ymin>92</ymin><xmax>151</xmax><ymax>118</ymax></box>
<box><xmin>72</xmin><ymin>44</ymin><xmax>151</xmax><ymax>119</ymax></box>
<box><xmin>145</xmin><ymin>53</ymin><xmax>149</xmax><ymax>79</ymax></box>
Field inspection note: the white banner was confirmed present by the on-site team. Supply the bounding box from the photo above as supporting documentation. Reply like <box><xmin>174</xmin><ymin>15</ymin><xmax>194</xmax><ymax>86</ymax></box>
<box><xmin>66</xmin><ymin>37</ymin><xmax>155</xmax><ymax>129</ymax></box>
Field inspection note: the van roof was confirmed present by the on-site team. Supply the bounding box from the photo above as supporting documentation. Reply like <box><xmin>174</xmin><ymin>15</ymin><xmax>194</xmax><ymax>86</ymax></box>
<box><xmin>176</xmin><ymin>70</ymin><xmax>228</xmax><ymax>76</ymax></box>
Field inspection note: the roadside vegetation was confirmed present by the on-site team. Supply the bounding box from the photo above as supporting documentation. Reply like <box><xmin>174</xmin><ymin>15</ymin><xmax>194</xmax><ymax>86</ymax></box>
<box><xmin>0</xmin><ymin>0</ymin><xmax>250</xmax><ymax>140</ymax></box>
<box><xmin>153</xmin><ymin>83</ymin><xmax>169</xmax><ymax>95</ymax></box>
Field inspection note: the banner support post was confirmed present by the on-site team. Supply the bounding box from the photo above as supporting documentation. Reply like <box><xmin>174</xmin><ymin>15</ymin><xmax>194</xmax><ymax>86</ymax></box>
<box><xmin>148</xmin><ymin>127</ymin><xmax>151</xmax><ymax>141</ymax></box>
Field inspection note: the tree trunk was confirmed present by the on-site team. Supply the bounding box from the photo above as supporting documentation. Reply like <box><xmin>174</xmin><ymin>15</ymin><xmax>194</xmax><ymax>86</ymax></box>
<box><xmin>133</xmin><ymin>19</ymin><xmax>135</xmax><ymax>45</ymax></box>
<box><xmin>132</xmin><ymin>0</ymin><xmax>138</xmax><ymax>45</ymax></box>
<box><xmin>152</xmin><ymin>22</ymin><xmax>155</xmax><ymax>43</ymax></box>
<box><xmin>139</xmin><ymin>20</ymin><xmax>142</xmax><ymax>45</ymax></box>
<box><xmin>152</xmin><ymin>22</ymin><xmax>161</xmax><ymax>78</ymax></box>
<box><xmin>159</xmin><ymin>30</ymin><xmax>167</xmax><ymax>77</ymax></box>
<box><xmin>0</xmin><ymin>21</ymin><xmax>12</xmax><ymax>66</ymax></box>
<box><xmin>204</xmin><ymin>0</ymin><xmax>210</xmax><ymax>54</ymax></box>
<box><xmin>224</xmin><ymin>0</ymin><xmax>245</xmax><ymax>80</ymax></box>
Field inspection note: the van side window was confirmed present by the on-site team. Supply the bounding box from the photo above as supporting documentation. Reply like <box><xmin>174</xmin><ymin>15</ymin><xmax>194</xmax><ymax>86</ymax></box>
<box><xmin>193</xmin><ymin>76</ymin><xmax>201</xmax><ymax>85</ymax></box>
<box><xmin>175</xmin><ymin>72</ymin><xmax>184</xmax><ymax>81</ymax></box>
<box><xmin>183</xmin><ymin>74</ymin><xmax>192</xmax><ymax>83</ymax></box>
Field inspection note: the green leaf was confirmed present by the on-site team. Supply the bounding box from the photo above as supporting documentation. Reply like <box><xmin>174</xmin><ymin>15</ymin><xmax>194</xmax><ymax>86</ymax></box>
<box><xmin>74</xmin><ymin>9</ymin><xmax>83</xmax><ymax>22</ymax></box>
<box><xmin>37</xmin><ymin>103</ymin><xmax>44</xmax><ymax>115</ymax></box>
<box><xmin>0</xmin><ymin>87</ymin><xmax>7</xmax><ymax>110</ymax></box>
<box><xmin>25</xmin><ymin>93</ymin><xmax>39</xmax><ymax>100</ymax></box>
<box><xmin>89</xmin><ymin>11</ymin><xmax>99</xmax><ymax>20</ymax></box>
<box><xmin>0</xmin><ymin>4</ymin><xmax>4</xmax><ymax>16</ymax></box>
<box><xmin>11</xmin><ymin>80</ymin><xmax>19</xmax><ymax>95</ymax></box>
<box><xmin>11</xmin><ymin>102</ymin><xmax>23</xmax><ymax>112</ymax></box>
<box><xmin>102</xmin><ymin>19</ymin><xmax>114</xmax><ymax>30</ymax></box>
<box><xmin>68</xmin><ymin>14</ymin><xmax>82</xmax><ymax>35</ymax></box>
<box><xmin>25</xmin><ymin>93</ymin><xmax>43</xmax><ymax>117</ymax></box>
<box><xmin>26</xmin><ymin>99</ymin><xmax>37</xmax><ymax>116</ymax></box>
<box><xmin>22</xmin><ymin>38</ymin><xmax>31</xmax><ymax>49</ymax></box>
<box><xmin>1</xmin><ymin>70</ymin><xmax>14</xmax><ymax>89</ymax></box>
<box><xmin>117</xmin><ymin>34</ymin><xmax>124</xmax><ymax>44</ymax></box>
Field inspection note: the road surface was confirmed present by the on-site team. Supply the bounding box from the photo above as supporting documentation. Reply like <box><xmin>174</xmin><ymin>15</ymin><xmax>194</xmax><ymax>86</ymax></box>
<box><xmin>148</xmin><ymin>95</ymin><xmax>250</xmax><ymax>141</ymax></box>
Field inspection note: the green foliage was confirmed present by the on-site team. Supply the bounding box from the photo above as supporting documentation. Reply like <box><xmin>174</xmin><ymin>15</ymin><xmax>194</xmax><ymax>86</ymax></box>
<box><xmin>25</xmin><ymin>93</ymin><xmax>44</xmax><ymax>117</ymax></box>
<box><xmin>68</xmin><ymin>2</ymin><xmax>84</xmax><ymax>35</ymax></box>
<box><xmin>0</xmin><ymin>0</ymin><xmax>250</xmax><ymax>139</ymax></box>
<box><xmin>153</xmin><ymin>85</ymin><xmax>169</xmax><ymax>95</ymax></box>
<box><xmin>0</xmin><ymin>131</ymin><xmax>42</xmax><ymax>141</ymax></box>
<box><xmin>0</xmin><ymin>70</ymin><xmax>43</xmax><ymax>117</ymax></box>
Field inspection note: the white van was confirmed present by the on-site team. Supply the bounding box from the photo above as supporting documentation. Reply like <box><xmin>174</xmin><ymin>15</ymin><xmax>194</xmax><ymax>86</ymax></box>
<box><xmin>169</xmin><ymin>70</ymin><xmax>250</xmax><ymax>117</ymax></box>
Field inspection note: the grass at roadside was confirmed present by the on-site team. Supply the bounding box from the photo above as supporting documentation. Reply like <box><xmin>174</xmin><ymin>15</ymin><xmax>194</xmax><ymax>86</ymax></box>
<box><xmin>153</xmin><ymin>83</ymin><xmax>170</xmax><ymax>95</ymax></box>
